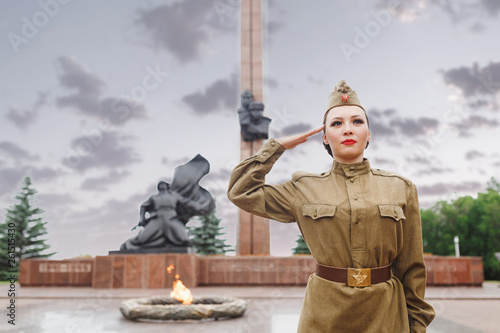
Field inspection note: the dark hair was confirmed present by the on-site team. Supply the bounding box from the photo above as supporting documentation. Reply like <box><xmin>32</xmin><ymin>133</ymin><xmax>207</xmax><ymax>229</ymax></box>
<box><xmin>157</xmin><ymin>181</ymin><xmax>170</xmax><ymax>191</ymax></box>
<box><xmin>322</xmin><ymin>107</ymin><xmax>370</xmax><ymax>157</ymax></box>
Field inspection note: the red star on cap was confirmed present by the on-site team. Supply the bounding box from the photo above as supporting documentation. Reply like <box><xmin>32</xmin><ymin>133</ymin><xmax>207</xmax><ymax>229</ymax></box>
<box><xmin>341</xmin><ymin>95</ymin><xmax>349</xmax><ymax>102</ymax></box>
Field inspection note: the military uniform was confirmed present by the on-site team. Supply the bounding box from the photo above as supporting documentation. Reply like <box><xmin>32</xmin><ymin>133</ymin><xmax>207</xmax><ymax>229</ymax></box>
<box><xmin>228</xmin><ymin>138</ymin><xmax>435</xmax><ymax>333</ymax></box>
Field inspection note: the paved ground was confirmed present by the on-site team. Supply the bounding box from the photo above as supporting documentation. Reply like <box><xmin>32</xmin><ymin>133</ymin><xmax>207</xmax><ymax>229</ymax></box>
<box><xmin>1</xmin><ymin>282</ymin><xmax>499</xmax><ymax>332</ymax></box>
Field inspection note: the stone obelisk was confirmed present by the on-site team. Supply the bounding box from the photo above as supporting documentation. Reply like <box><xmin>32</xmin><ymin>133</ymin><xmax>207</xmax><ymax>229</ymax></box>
<box><xmin>238</xmin><ymin>0</ymin><xmax>270</xmax><ymax>255</ymax></box>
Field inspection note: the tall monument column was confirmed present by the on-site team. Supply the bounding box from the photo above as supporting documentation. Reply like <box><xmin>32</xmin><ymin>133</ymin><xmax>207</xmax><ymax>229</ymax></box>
<box><xmin>238</xmin><ymin>0</ymin><xmax>270</xmax><ymax>255</ymax></box>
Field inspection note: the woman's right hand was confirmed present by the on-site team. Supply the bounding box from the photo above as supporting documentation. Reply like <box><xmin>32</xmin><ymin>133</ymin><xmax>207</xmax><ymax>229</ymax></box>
<box><xmin>276</xmin><ymin>125</ymin><xmax>324</xmax><ymax>149</ymax></box>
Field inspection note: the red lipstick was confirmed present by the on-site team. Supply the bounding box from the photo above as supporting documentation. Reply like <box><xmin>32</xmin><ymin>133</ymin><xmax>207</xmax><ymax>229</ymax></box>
<box><xmin>342</xmin><ymin>139</ymin><xmax>356</xmax><ymax>145</ymax></box>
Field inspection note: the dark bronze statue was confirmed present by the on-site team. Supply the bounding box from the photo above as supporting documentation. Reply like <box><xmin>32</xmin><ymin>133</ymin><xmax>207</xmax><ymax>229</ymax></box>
<box><xmin>118</xmin><ymin>154</ymin><xmax>215</xmax><ymax>253</ymax></box>
<box><xmin>237</xmin><ymin>90</ymin><xmax>271</xmax><ymax>141</ymax></box>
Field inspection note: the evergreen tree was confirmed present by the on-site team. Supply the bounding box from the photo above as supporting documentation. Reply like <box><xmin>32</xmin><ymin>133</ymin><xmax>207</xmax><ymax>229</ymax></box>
<box><xmin>188</xmin><ymin>207</ymin><xmax>232</xmax><ymax>255</ymax></box>
<box><xmin>292</xmin><ymin>235</ymin><xmax>311</xmax><ymax>255</ymax></box>
<box><xmin>0</xmin><ymin>177</ymin><xmax>55</xmax><ymax>280</ymax></box>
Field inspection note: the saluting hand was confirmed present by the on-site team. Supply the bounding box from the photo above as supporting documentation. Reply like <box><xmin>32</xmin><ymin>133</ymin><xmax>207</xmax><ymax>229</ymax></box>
<box><xmin>276</xmin><ymin>125</ymin><xmax>324</xmax><ymax>150</ymax></box>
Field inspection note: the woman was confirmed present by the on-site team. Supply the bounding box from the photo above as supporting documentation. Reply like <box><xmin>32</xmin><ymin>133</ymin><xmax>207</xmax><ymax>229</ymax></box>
<box><xmin>227</xmin><ymin>80</ymin><xmax>435</xmax><ymax>332</ymax></box>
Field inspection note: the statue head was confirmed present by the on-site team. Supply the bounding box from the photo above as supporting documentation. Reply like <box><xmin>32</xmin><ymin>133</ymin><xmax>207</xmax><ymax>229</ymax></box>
<box><xmin>249</xmin><ymin>101</ymin><xmax>264</xmax><ymax>122</ymax></box>
<box><xmin>157</xmin><ymin>181</ymin><xmax>170</xmax><ymax>192</ymax></box>
<box><xmin>241</xmin><ymin>90</ymin><xmax>253</xmax><ymax>109</ymax></box>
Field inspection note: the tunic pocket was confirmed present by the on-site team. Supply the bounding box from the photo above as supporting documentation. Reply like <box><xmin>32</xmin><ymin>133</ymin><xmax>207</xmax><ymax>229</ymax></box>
<box><xmin>302</xmin><ymin>204</ymin><xmax>336</xmax><ymax>220</ymax></box>
<box><xmin>378</xmin><ymin>204</ymin><xmax>405</xmax><ymax>222</ymax></box>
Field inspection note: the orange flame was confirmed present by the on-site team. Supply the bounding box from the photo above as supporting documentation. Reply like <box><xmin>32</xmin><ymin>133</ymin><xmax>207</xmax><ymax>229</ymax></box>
<box><xmin>170</xmin><ymin>275</ymin><xmax>193</xmax><ymax>305</ymax></box>
<box><xmin>166</xmin><ymin>265</ymin><xmax>193</xmax><ymax>305</ymax></box>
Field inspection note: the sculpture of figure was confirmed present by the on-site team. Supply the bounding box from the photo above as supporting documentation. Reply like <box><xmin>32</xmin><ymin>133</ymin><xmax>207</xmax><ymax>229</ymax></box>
<box><xmin>120</xmin><ymin>154</ymin><xmax>214</xmax><ymax>251</ymax></box>
<box><xmin>237</xmin><ymin>90</ymin><xmax>271</xmax><ymax>141</ymax></box>
<box><xmin>240</xmin><ymin>89</ymin><xmax>253</xmax><ymax>109</ymax></box>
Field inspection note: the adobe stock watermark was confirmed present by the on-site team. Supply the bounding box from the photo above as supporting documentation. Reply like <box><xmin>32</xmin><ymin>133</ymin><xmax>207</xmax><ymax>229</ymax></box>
<box><xmin>213</xmin><ymin>0</ymin><xmax>239</xmax><ymax>27</ymax></box>
<box><xmin>7</xmin><ymin>0</ymin><xmax>72</xmax><ymax>54</ymax></box>
<box><xmin>203</xmin><ymin>105</ymin><xmax>296</xmax><ymax>196</ymax></box>
<box><xmin>268</xmin><ymin>105</ymin><xmax>297</xmax><ymax>130</ymax></box>
<box><xmin>394</xmin><ymin>102</ymin><xmax>469</xmax><ymax>177</ymax></box>
<box><xmin>234</xmin><ymin>291</ymin><xmax>287</xmax><ymax>333</ymax></box>
<box><xmin>63</xmin><ymin>289</ymin><xmax>113</xmax><ymax>333</ymax></box>
<box><xmin>395</xmin><ymin>70</ymin><xmax>500</xmax><ymax>176</ymax></box>
<box><xmin>338</xmin><ymin>0</ymin><xmax>422</xmax><ymax>64</ymax></box>
<box><xmin>51</xmin><ymin>64</ymin><xmax>169</xmax><ymax>178</ymax></box>
<box><xmin>430</xmin><ymin>286</ymin><xmax>462</xmax><ymax>317</ymax></box>
<box><xmin>339</xmin><ymin>9</ymin><xmax>392</xmax><ymax>64</ymax></box>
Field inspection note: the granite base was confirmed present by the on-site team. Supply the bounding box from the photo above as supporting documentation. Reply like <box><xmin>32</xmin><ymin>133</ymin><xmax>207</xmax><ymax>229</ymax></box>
<box><xmin>18</xmin><ymin>255</ymin><xmax>484</xmax><ymax>288</ymax></box>
<box><xmin>109</xmin><ymin>246</ymin><xmax>195</xmax><ymax>254</ymax></box>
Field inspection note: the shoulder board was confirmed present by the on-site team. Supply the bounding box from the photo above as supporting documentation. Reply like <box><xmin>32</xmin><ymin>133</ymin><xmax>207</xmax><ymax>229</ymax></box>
<box><xmin>371</xmin><ymin>169</ymin><xmax>412</xmax><ymax>186</ymax></box>
<box><xmin>292</xmin><ymin>170</ymin><xmax>330</xmax><ymax>182</ymax></box>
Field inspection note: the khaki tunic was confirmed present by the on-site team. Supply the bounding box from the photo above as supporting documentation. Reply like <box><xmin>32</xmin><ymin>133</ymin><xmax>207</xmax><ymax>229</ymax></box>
<box><xmin>228</xmin><ymin>139</ymin><xmax>435</xmax><ymax>333</ymax></box>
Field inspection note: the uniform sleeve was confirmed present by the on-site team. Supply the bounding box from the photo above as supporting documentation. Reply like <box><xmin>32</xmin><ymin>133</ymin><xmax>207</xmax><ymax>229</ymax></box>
<box><xmin>227</xmin><ymin>138</ymin><xmax>296</xmax><ymax>223</ymax></box>
<box><xmin>392</xmin><ymin>184</ymin><xmax>436</xmax><ymax>333</ymax></box>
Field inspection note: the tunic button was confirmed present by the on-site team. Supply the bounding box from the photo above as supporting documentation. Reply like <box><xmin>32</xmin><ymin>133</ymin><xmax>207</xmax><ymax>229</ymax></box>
<box><xmin>350</xmin><ymin>178</ymin><xmax>354</xmax><ymax>183</ymax></box>
<box><xmin>271</xmin><ymin>141</ymin><xmax>276</xmax><ymax>147</ymax></box>
<box><xmin>354</xmin><ymin>196</ymin><xmax>358</xmax><ymax>200</ymax></box>
<box><xmin>262</xmin><ymin>152</ymin><xmax>267</xmax><ymax>156</ymax></box>
<box><xmin>349</xmin><ymin>166</ymin><xmax>354</xmax><ymax>170</ymax></box>
<box><xmin>355</xmin><ymin>218</ymin><xmax>359</xmax><ymax>224</ymax></box>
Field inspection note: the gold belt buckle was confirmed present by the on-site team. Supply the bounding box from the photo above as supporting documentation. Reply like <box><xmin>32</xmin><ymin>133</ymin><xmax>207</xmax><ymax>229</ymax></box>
<box><xmin>347</xmin><ymin>268</ymin><xmax>371</xmax><ymax>287</ymax></box>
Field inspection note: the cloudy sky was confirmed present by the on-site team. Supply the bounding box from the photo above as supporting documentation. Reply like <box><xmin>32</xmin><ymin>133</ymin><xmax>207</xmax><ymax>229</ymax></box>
<box><xmin>1</xmin><ymin>0</ymin><xmax>499</xmax><ymax>259</ymax></box>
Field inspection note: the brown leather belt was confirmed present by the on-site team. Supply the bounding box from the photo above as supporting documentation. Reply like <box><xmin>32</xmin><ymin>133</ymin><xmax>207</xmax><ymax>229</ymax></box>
<box><xmin>316</xmin><ymin>263</ymin><xmax>392</xmax><ymax>287</ymax></box>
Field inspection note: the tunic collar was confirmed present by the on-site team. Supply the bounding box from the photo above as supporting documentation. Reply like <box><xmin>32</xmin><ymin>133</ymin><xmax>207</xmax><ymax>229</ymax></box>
<box><xmin>331</xmin><ymin>158</ymin><xmax>371</xmax><ymax>177</ymax></box>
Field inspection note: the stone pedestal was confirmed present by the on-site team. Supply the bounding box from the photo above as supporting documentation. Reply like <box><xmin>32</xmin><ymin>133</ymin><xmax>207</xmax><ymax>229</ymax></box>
<box><xmin>108</xmin><ymin>246</ymin><xmax>194</xmax><ymax>254</ymax></box>
<box><xmin>425</xmin><ymin>255</ymin><xmax>484</xmax><ymax>286</ymax></box>
<box><xmin>92</xmin><ymin>254</ymin><xmax>198</xmax><ymax>288</ymax></box>
<box><xmin>18</xmin><ymin>255</ymin><xmax>484</xmax><ymax>287</ymax></box>
<box><xmin>19</xmin><ymin>259</ymin><xmax>93</xmax><ymax>286</ymax></box>
<box><xmin>198</xmin><ymin>255</ymin><xmax>316</xmax><ymax>285</ymax></box>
